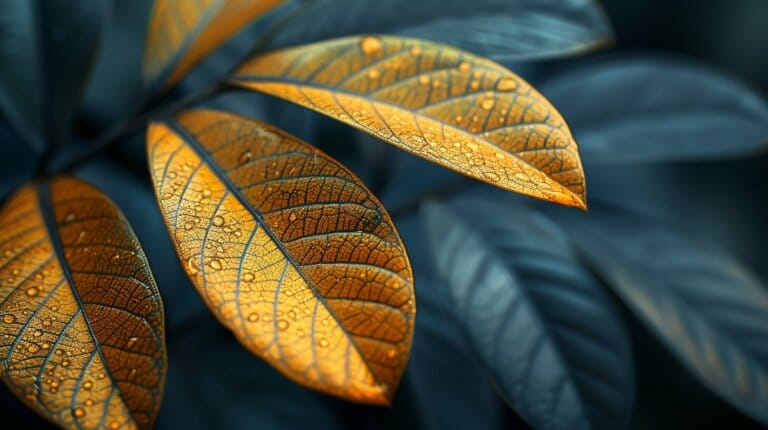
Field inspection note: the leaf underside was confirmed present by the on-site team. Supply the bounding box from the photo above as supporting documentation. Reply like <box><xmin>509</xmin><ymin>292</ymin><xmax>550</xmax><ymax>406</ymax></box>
<box><xmin>0</xmin><ymin>177</ymin><xmax>166</xmax><ymax>430</ymax></box>
<box><xmin>143</xmin><ymin>0</ymin><xmax>282</xmax><ymax>91</ymax></box>
<box><xmin>146</xmin><ymin>109</ymin><xmax>415</xmax><ymax>405</ymax></box>
<box><xmin>232</xmin><ymin>35</ymin><xmax>587</xmax><ymax>209</ymax></box>
<box><xmin>424</xmin><ymin>199</ymin><xmax>633</xmax><ymax>430</ymax></box>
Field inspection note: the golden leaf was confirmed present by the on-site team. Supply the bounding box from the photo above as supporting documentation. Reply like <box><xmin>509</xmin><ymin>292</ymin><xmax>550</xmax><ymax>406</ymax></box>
<box><xmin>231</xmin><ymin>35</ymin><xmax>587</xmax><ymax>209</ymax></box>
<box><xmin>147</xmin><ymin>109</ymin><xmax>415</xmax><ymax>405</ymax></box>
<box><xmin>143</xmin><ymin>0</ymin><xmax>282</xmax><ymax>90</ymax></box>
<box><xmin>0</xmin><ymin>177</ymin><xmax>166</xmax><ymax>430</ymax></box>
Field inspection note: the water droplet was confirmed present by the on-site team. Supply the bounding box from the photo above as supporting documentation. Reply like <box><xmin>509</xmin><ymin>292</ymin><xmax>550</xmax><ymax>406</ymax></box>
<box><xmin>2</xmin><ymin>314</ymin><xmax>15</xmax><ymax>324</ymax></box>
<box><xmin>367</xmin><ymin>69</ymin><xmax>380</xmax><ymax>80</ymax></box>
<box><xmin>277</xmin><ymin>320</ymin><xmax>289</xmax><ymax>330</ymax></box>
<box><xmin>97</xmin><ymin>372</ymin><xmax>106</xmax><ymax>379</ymax></box>
<box><xmin>466</xmin><ymin>142</ymin><xmax>479</xmax><ymax>151</ymax></box>
<box><xmin>26</xmin><ymin>287</ymin><xmax>39</xmax><ymax>297</ymax></box>
<box><xmin>42</xmin><ymin>319</ymin><xmax>52</xmax><ymax>327</ymax></box>
<box><xmin>110</xmin><ymin>421</ymin><xmax>120</xmax><ymax>429</ymax></box>
<box><xmin>82</xmin><ymin>381</ymin><xmax>93</xmax><ymax>390</ymax></box>
<box><xmin>242</xmin><ymin>272</ymin><xmax>255</xmax><ymax>282</ymax></box>
<box><xmin>481</xmin><ymin>99</ymin><xmax>494</xmax><ymax>110</ymax></box>
<box><xmin>41</xmin><ymin>343</ymin><xmax>50</xmax><ymax>350</ymax></box>
<box><xmin>238</xmin><ymin>150</ymin><xmax>252</xmax><ymax>165</ymax></box>
<box><xmin>418</xmin><ymin>75</ymin><xmax>430</xmax><ymax>86</ymax></box>
<box><xmin>127</xmin><ymin>337</ymin><xmax>138</xmax><ymax>348</ymax></box>
<box><xmin>161</xmin><ymin>192</ymin><xmax>173</xmax><ymax>200</ymax></box>
<box><xmin>458</xmin><ymin>62</ymin><xmax>471</xmax><ymax>73</ymax></box>
<box><xmin>64</xmin><ymin>213</ymin><xmax>76</xmax><ymax>224</ymax></box>
<box><xmin>387</xmin><ymin>349</ymin><xmax>397</xmax><ymax>359</ymax></box>
<box><xmin>209</xmin><ymin>259</ymin><xmax>222</xmax><ymax>270</ymax></box>
<box><xmin>431</xmin><ymin>80</ymin><xmax>441</xmax><ymax>88</ymax></box>
<box><xmin>61</xmin><ymin>359</ymin><xmax>71</xmax><ymax>367</ymax></box>
<box><xmin>187</xmin><ymin>257</ymin><xmax>200</xmax><ymax>275</ymax></box>
<box><xmin>11</xmin><ymin>269</ymin><xmax>19</xmax><ymax>276</ymax></box>
<box><xmin>168</xmin><ymin>172</ymin><xmax>178</xmax><ymax>179</ymax></box>
<box><xmin>213</xmin><ymin>216</ymin><xmax>225</xmax><ymax>227</ymax></box>
<box><xmin>470</xmin><ymin>80</ymin><xmax>480</xmax><ymax>90</ymax></box>
<box><xmin>321</xmin><ymin>318</ymin><xmax>330</xmax><ymax>326</ymax></box>
<box><xmin>33</xmin><ymin>330</ymin><xmax>42</xmax><ymax>337</ymax></box>
<box><xmin>27</xmin><ymin>344</ymin><xmax>40</xmax><ymax>353</ymax></box>
<box><xmin>202</xmin><ymin>189</ymin><xmax>212</xmax><ymax>198</ymax></box>
<box><xmin>496</xmin><ymin>78</ymin><xmax>518</xmax><ymax>91</ymax></box>
<box><xmin>359</xmin><ymin>36</ymin><xmax>383</xmax><ymax>55</ymax></box>
<box><xmin>85</xmin><ymin>399</ymin><xmax>94</xmax><ymax>406</ymax></box>
<box><xmin>73</xmin><ymin>407</ymin><xmax>85</xmax><ymax>418</ymax></box>
<box><xmin>495</xmin><ymin>152</ymin><xmax>505</xmax><ymax>159</ymax></box>
<box><xmin>318</xmin><ymin>338</ymin><xmax>329</xmax><ymax>348</ymax></box>
<box><xmin>247</xmin><ymin>312</ymin><xmax>259</xmax><ymax>322</ymax></box>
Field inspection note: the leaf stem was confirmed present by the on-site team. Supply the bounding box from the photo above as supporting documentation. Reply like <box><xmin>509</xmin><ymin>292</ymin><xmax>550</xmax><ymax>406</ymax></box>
<box><xmin>45</xmin><ymin>82</ymin><xmax>227</xmax><ymax>177</ymax></box>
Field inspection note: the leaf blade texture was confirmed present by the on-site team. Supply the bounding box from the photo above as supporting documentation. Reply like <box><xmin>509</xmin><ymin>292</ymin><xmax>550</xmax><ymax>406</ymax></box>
<box><xmin>0</xmin><ymin>177</ymin><xmax>167</xmax><ymax>430</ymax></box>
<box><xmin>143</xmin><ymin>0</ymin><xmax>282</xmax><ymax>91</ymax></box>
<box><xmin>146</xmin><ymin>109</ymin><xmax>415</xmax><ymax>405</ymax></box>
<box><xmin>551</xmin><ymin>203</ymin><xmax>768</xmax><ymax>425</ymax></box>
<box><xmin>424</xmin><ymin>198</ymin><xmax>634</xmax><ymax>430</ymax></box>
<box><xmin>262</xmin><ymin>0</ymin><xmax>613</xmax><ymax>61</ymax></box>
<box><xmin>232</xmin><ymin>35</ymin><xmax>587</xmax><ymax>208</ymax></box>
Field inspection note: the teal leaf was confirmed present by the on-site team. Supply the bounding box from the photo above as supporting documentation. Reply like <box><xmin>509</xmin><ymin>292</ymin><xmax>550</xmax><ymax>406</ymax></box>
<box><xmin>423</xmin><ymin>198</ymin><xmax>634</xmax><ymax>430</ymax></box>
<box><xmin>549</xmin><ymin>203</ymin><xmax>768</xmax><ymax>425</ymax></box>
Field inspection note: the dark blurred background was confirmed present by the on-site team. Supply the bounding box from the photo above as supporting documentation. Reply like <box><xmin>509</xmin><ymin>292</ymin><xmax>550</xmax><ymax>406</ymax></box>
<box><xmin>2</xmin><ymin>0</ymin><xmax>768</xmax><ymax>429</ymax></box>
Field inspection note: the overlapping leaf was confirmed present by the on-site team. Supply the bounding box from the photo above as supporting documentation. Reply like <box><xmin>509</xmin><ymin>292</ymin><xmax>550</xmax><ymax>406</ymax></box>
<box><xmin>262</xmin><ymin>0</ymin><xmax>613</xmax><ymax>61</ymax></box>
<box><xmin>146</xmin><ymin>109</ymin><xmax>415</xmax><ymax>404</ymax></box>
<box><xmin>0</xmin><ymin>0</ymin><xmax>106</xmax><ymax>152</ymax></box>
<box><xmin>549</xmin><ymin>203</ymin><xmax>768</xmax><ymax>425</ymax></box>
<box><xmin>542</xmin><ymin>57</ymin><xmax>768</xmax><ymax>162</ymax></box>
<box><xmin>0</xmin><ymin>176</ymin><xmax>167</xmax><ymax>430</ymax></box>
<box><xmin>424</xmin><ymin>198</ymin><xmax>634</xmax><ymax>430</ymax></box>
<box><xmin>232</xmin><ymin>35</ymin><xmax>587</xmax><ymax>208</ymax></box>
<box><xmin>143</xmin><ymin>0</ymin><xmax>282</xmax><ymax>91</ymax></box>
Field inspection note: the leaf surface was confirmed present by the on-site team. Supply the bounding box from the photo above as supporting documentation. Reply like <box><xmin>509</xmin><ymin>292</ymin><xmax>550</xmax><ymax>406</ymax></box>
<box><xmin>0</xmin><ymin>0</ymin><xmax>106</xmax><ymax>152</ymax></box>
<box><xmin>262</xmin><ymin>0</ymin><xmax>612</xmax><ymax>61</ymax></box>
<box><xmin>0</xmin><ymin>177</ymin><xmax>167</xmax><ymax>430</ymax></box>
<box><xmin>147</xmin><ymin>109</ymin><xmax>415</xmax><ymax>404</ymax></box>
<box><xmin>143</xmin><ymin>0</ymin><xmax>282</xmax><ymax>91</ymax></box>
<box><xmin>424</xmin><ymin>198</ymin><xmax>633</xmax><ymax>429</ymax></box>
<box><xmin>232</xmin><ymin>36</ymin><xmax>587</xmax><ymax>208</ymax></box>
<box><xmin>550</xmin><ymin>203</ymin><xmax>768</xmax><ymax>425</ymax></box>
<box><xmin>542</xmin><ymin>57</ymin><xmax>768</xmax><ymax>162</ymax></box>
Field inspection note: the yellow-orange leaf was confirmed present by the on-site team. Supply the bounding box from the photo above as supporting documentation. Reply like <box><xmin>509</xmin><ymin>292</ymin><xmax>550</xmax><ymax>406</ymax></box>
<box><xmin>0</xmin><ymin>177</ymin><xmax>166</xmax><ymax>430</ymax></box>
<box><xmin>147</xmin><ymin>109</ymin><xmax>415</xmax><ymax>404</ymax></box>
<box><xmin>232</xmin><ymin>35</ymin><xmax>587</xmax><ymax>209</ymax></box>
<box><xmin>143</xmin><ymin>0</ymin><xmax>282</xmax><ymax>90</ymax></box>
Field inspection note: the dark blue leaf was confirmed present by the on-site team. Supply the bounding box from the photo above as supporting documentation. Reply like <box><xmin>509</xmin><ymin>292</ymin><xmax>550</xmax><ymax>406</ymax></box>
<box><xmin>541</xmin><ymin>56</ymin><xmax>768</xmax><ymax>163</ymax></box>
<box><xmin>0</xmin><ymin>0</ymin><xmax>107</xmax><ymax>151</ymax></box>
<box><xmin>547</xmin><ymin>203</ymin><xmax>768</xmax><ymax>425</ymax></box>
<box><xmin>423</xmin><ymin>198</ymin><xmax>634</xmax><ymax>430</ymax></box>
<box><xmin>262</xmin><ymin>0</ymin><xmax>613</xmax><ymax>62</ymax></box>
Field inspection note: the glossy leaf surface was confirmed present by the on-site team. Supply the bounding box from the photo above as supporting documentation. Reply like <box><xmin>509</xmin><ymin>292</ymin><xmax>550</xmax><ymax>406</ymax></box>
<box><xmin>147</xmin><ymin>109</ymin><xmax>415</xmax><ymax>404</ymax></box>
<box><xmin>233</xmin><ymin>36</ymin><xmax>587</xmax><ymax>208</ymax></box>
<box><xmin>263</xmin><ymin>0</ymin><xmax>613</xmax><ymax>62</ymax></box>
<box><xmin>0</xmin><ymin>0</ymin><xmax>106</xmax><ymax>152</ymax></box>
<box><xmin>143</xmin><ymin>0</ymin><xmax>282</xmax><ymax>91</ymax></box>
<box><xmin>0</xmin><ymin>177</ymin><xmax>167</xmax><ymax>429</ymax></box>
<box><xmin>424</xmin><ymin>199</ymin><xmax>634</xmax><ymax>430</ymax></box>
<box><xmin>542</xmin><ymin>57</ymin><xmax>768</xmax><ymax>163</ymax></box>
<box><xmin>550</xmin><ymin>203</ymin><xmax>768</xmax><ymax>425</ymax></box>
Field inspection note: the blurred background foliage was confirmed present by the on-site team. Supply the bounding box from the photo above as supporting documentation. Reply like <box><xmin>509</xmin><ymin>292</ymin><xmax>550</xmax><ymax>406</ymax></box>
<box><xmin>1</xmin><ymin>0</ymin><xmax>768</xmax><ymax>428</ymax></box>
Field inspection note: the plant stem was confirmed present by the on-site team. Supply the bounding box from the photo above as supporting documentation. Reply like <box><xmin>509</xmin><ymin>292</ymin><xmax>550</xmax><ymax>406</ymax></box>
<box><xmin>45</xmin><ymin>82</ymin><xmax>227</xmax><ymax>177</ymax></box>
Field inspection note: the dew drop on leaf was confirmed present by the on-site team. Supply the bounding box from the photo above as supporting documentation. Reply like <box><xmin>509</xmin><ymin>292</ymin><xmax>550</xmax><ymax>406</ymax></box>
<box><xmin>359</xmin><ymin>36</ymin><xmax>383</xmax><ymax>56</ymax></box>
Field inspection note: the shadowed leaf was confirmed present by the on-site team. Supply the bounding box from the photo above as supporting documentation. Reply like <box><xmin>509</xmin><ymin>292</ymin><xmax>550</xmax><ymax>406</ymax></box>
<box><xmin>0</xmin><ymin>0</ymin><xmax>107</xmax><ymax>152</ymax></box>
<box><xmin>232</xmin><ymin>35</ymin><xmax>587</xmax><ymax>208</ymax></box>
<box><xmin>146</xmin><ymin>109</ymin><xmax>415</xmax><ymax>405</ymax></box>
<box><xmin>0</xmin><ymin>176</ymin><xmax>167</xmax><ymax>430</ymax></box>
<box><xmin>542</xmin><ymin>57</ymin><xmax>768</xmax><ymax>163</ymax></box>
<box><xmin>424</xmin><ymin>198</ymin><xmax>634</xmax><ymax>430</ymax></box>
<box><xmin>549</xmin><ymin>203</ymin><xmax>768</xmax><ymax>425</ymax></box>
<box><xmin>262</xmin><ymin>0</ymin><xmax>613</xmax><ymax>61</ymax></box>
<box><xmin>143</xmin><ymin>0</ymin><xmax>282</xmax><ymax>92</ymax></box>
